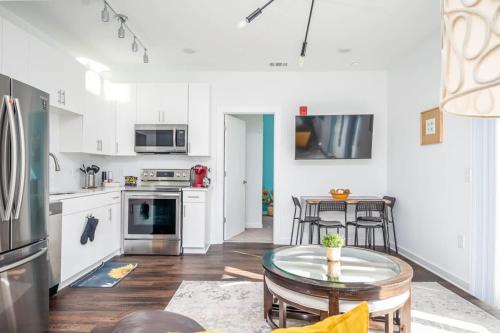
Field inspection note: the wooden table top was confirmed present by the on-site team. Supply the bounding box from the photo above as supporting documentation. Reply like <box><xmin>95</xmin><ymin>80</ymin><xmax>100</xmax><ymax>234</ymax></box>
<box><xmin>300</xmin><ymin>195</ymin><xmax>390</xmax><ymax>205</ymax></box>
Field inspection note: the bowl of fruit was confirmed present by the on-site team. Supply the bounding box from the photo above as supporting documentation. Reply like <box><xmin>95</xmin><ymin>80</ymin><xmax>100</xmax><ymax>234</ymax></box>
<box><xmin>330</xmin><ymin>188</ymin><xmax>351</xmax><ymax>200</ymax></box>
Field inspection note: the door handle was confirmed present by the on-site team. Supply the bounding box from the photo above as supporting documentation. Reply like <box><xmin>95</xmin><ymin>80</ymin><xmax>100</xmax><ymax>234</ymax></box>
<box><xmin>183</xmin><ymin>205</ymin><xmax>186</xmax><ymax>218</ymax></box>
<box><xmin>62</xmin><ymin>90</ymin><xmax>66</xmax><ymax>105</ymax></box>
<box><xmin>13</xmin><ymin>98</ymin><xmax>26</xmax><ymax>219</ymax></box>
<box><xmin>0</xmin><ymin>96</ymin><xmax>18</xmax><ymax>221</ymax></box>
<box><xmin>158</xmin><ymin>111</ymin><xmax>161</xmax><ymax>122</ymax></box>
<box><xmin>0</xmin><ymin>247</ymin><xmax>47</xmax><ymax>273</ymax></box>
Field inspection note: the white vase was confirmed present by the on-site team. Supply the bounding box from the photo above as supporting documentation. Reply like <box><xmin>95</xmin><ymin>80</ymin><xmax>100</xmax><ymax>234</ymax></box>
<box><xmin>326</xmin><ymin>247</ymin><xmax>341</xmax><ymax>262</ymax></box>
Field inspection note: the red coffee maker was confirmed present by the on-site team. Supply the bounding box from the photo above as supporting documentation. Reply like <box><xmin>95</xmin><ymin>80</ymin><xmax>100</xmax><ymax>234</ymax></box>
<box><xmin>190</xmin><ymin>165</ymin><xmax>209</xmax><ymax>187</ymax></box>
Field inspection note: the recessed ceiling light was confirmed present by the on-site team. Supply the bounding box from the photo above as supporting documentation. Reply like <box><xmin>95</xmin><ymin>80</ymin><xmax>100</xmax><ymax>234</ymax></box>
<box><xmin>182</xmin><ymin>48</ymin><xmax>197</xmax><ymax>54</ymax></box>
<box><xmin>338</xmin><ymin>48</ymin><xmax>352</xmax><ymax>54</ymax></box>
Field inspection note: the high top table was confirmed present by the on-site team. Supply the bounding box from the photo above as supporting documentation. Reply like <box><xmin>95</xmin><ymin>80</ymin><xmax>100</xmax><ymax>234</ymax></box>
<box><xmin>262</xmin><ymin>245</ymin><xmax>413</xmax><ymax>332</ymax></box>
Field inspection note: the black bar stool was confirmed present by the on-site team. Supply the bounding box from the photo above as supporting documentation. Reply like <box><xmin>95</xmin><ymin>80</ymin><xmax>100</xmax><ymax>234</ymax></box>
<box><xmin>354</xmin><ymin>201</ymin><xmax>388</xmax><ymax>251</ymax></box>
<box><xmin>383</xmin><ymin>196</ymin><xmax>398</xmax><ymax>254</ymax></box>
<box><xmin>291</xmin><ymin>196</ymin><xmax>319</xmax><ymax>245</ymax></box>
<box><xmin>313</xmin><ymin>201</ymin><xmax>347</xmax><ymax>244</ymax></box>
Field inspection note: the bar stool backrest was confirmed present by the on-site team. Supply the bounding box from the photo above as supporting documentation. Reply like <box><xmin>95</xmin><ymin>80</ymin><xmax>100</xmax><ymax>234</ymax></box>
<box><xmin>355</xmin><ymin>200</ymin><xmax>385</xmax><ymax>217</ymax></box>
<box><xmin>318</xmin><ymin>200</ymin><xmax>347</xmax><ymax>213</ymax></box>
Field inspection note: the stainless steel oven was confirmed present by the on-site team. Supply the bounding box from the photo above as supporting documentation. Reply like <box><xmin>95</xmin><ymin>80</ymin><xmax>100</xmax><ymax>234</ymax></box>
<box><xmin>134</xmin><ymin>124</ymin><xmax>187</xmax><ymax>154</ymax></box>
<box><xmin>123</xmin><ymin>169</ymin><xmax>190</xmax><ymax>255</ymax></box>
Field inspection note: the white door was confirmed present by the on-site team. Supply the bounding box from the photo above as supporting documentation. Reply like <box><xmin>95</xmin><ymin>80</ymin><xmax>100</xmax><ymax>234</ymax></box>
<box><xmin>224</xmin><ymin>115</ymin><xmax>247</xmax><ymax>240</ymax></box>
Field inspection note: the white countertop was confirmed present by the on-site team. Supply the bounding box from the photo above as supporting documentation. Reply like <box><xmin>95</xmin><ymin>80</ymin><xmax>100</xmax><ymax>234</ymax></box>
<box><xmin>182</xmin><ymin>187</ymin><xmax>212</xmax><ymax>192</ymax></box>
<box><xmin>49</xmin><ymin>187</ymin><xmax>124</xmax><ymax>202</ymax></box>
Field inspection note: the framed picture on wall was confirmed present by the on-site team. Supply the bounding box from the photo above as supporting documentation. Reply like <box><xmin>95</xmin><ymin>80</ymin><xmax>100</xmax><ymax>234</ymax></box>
<box><xmin>420</xmin><ymin>107</ymin><xmax>443</xmax><ymax>145</ymax></box>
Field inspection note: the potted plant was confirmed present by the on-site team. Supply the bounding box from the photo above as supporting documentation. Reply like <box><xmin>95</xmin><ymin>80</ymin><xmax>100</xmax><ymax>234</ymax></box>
<box><xmin>322</xmin><ymin>233</ymin><xmax>344</xmax><ymax>262</ymax></box>
<box><xmin>262</xmin><ymin>189</ymin><xmax>274</xmax><ymax>216</ymax></box>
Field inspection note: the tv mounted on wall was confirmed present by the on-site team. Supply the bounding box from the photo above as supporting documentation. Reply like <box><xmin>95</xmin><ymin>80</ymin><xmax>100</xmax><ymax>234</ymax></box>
<box><xmin>295</xmin><ymin>115</ymin><xmax>374</xmax><ymax>160</ymax></box>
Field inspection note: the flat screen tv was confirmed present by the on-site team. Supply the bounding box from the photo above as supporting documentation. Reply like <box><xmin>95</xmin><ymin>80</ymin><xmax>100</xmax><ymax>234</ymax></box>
<box><xmin>295</xmin><ymin>115</ymin><xmax>374</xmax><ymax>160</ymax></box>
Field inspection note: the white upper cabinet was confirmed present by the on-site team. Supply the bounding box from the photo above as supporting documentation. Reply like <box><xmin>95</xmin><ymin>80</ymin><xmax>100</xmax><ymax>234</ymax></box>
<box><xmin>114</xmin><ymin>83</ymin><xmax>137</xmax><ymax>156</ymax></box>
<box><xmin>60</xmin><ymin>55</ymin><xmax>85</xmax><ymax>115</ymax></box>
<box><xmin>136</xmin><ymin>83</ymin><xmax>188</xmax><ymax>124</ymax></box>
<box><xmin>2</xmin><ymin>19</ymin><xmax>30</xmax><ymax>83</ymax></box>
<box><xmin>188</xmin><ymin>83</ymin><xmax>211</xmax><ymax>156</ymax></box>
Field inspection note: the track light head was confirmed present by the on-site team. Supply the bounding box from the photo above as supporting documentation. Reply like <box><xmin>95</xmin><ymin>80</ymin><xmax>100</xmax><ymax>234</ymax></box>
<box><xmin>118</xmin><ymin>23</ymin><xmax>125</xmax><ymax>38</ymax></box>
<box><xmin>237</xmin><ymin>7</ymin><xmax>262</xmax><ymax>28</ymax></box>
<box><xmin>299</xmin><ymin>41</ymin><xmax>307</xmax><ymax>67</ymax></box>
<box><xmin>132</xmin><ymin>37</ymin><xmax>138</xmax><ymax>52</ymax></box>
<box><xmin>101</xmin><ymin>3</ymin><xmax>110</xmax><ymax>22</ymax></box>
<box><xmin>143</xmin><ymin>49</ymin><xmax>149</xmax><ymax>64</ymax></box>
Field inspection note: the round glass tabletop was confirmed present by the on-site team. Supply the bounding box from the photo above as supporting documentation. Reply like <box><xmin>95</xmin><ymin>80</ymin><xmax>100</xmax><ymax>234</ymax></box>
<box><xmin>271</xmin><ymin>246</ymin><xmax>401</xmax><ymax>284</ymax></box>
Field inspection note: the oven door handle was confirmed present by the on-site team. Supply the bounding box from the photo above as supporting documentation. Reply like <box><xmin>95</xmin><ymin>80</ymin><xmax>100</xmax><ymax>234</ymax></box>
<box><xmin>125</xmin><ymin>192</ymin><xmax>181</xmax><ymax>199</ymax></box>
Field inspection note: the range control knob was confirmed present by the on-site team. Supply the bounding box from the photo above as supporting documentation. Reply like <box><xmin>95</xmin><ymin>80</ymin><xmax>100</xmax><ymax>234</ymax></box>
<box><xmin>182</xmin><ymin>172</ymin><xmax>187</xmax><ymax>177</ymax></box>
<box><xmin>143</xmin><ymin>172</ymin><xmax>148</xmax><ymax>177</ymax></box>
<box><xmin>150</xmin><ymin>172</ymin><xmax>154</xmax><ymax>177</ymax></box>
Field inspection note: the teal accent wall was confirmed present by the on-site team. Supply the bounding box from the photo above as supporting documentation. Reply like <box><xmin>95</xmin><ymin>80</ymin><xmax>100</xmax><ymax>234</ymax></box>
<box><xmin>262</xmin><ymin>114</ymin><xmax>274</xmax><ymax>212</ymax></box>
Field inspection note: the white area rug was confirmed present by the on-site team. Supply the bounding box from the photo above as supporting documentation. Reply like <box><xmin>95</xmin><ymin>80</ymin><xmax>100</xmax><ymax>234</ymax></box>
<box><xmin>165</xmin><ymin>281</ymin><xmax>500</xmax><ymax>333</ymax></box>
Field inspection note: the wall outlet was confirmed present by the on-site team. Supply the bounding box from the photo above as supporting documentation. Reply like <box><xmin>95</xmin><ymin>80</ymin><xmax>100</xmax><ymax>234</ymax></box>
<box><xmin>457</xmin><ymin>234</ymin><xmax>465</xmax><ymax>249</ymax></box>
<box><xmin>425</xmin><ymin>118</ymin><xmax>436</xmax><ymax>135</ymax></box>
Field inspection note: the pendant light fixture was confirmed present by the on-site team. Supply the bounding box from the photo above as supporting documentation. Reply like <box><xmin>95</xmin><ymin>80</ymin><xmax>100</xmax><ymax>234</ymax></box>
<box><xmin>101</xmin><ymin>3</ymin><xmax>110</xmax><ymax>22</ymax></box>
<box><xmin>239</xmin><ymin>0</ymin><xmax>317</xmax><ymax>67</ymax></box>
<box><xmin>99</xmin><ymin>0</ymin><xmax>149</xmax><ymax>64</ymax></box>
<box><xmin>440</xmin><ymin>0</ymin><xmax>499</xmax><ymax>117</ymax></box>
<box><xmin>132</xmin><ymin>37</ymin><xmax>138</xmax><ymax>52</ymax></box>
<box><xmin>238</xmin><ymin>0</ymin><xmax>275</xmax><ymax>29</ymax></box>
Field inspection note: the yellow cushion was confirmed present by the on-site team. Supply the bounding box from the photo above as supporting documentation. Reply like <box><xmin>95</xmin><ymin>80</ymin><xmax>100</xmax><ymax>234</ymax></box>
<box><xmin>272</xmin><ymin>302</ymin><xmax>369</xmax><ymax>333</ymax></box>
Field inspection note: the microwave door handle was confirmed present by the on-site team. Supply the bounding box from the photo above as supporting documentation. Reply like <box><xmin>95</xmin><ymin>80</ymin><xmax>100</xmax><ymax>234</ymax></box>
<box><xmin>0</xmin><ymin>96</ymin><xmax>18</xmax><ymax>221</ymax></box>
<box><xmin>173</xmin><ymin>128</ymin><xmax>177</xmax><ymax>148</ymax></box>
<box><xmin>12</xmin><ymin>98</ymin><xmax>26</xmax><ymax>219</ymax></box>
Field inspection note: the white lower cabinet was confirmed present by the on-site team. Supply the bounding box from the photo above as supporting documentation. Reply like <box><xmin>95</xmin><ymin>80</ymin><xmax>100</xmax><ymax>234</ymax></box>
<box><xmin>60</xmin><ymin>192</ymin><xmax>121</xmax><ymax>286</ymax></box>
<box><xmin>182</xmin><ymin>189</ymin><xmax>210</xmax><ymax>254</ymax></box>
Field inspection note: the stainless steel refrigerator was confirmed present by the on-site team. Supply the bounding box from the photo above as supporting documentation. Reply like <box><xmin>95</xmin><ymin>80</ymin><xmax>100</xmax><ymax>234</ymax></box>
<box><xmin>0</xmin><ymin>74</ymin><xmax>49</xmax><ymax>333</ymax></box>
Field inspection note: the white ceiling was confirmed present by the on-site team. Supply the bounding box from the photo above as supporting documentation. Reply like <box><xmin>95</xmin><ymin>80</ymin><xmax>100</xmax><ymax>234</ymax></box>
<box><xmin>0</xmin><ymin>0</ymin><xmax>440</xmax><ymax>73</ymax></box>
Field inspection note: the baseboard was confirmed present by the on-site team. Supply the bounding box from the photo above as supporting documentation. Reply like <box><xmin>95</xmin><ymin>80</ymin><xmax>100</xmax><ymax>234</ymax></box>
<box><xmin>397</xmin><ymin>246</ymin><xmax>470</xmax><ymax>292</ymax></box>
<box><xmin>183</xmin><ymin>244</ymin><xmax>210</xmax><ymax>254</ymax></box>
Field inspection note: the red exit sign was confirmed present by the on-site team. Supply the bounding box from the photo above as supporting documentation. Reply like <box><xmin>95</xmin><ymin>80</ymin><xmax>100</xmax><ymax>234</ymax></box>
<box><xmin>299</xmin><ymin>106</ymin><xmax>308</xmax><ymax>116</ymax></box>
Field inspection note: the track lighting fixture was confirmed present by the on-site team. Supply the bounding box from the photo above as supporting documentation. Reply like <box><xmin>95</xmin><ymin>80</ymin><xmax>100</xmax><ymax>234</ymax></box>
<box><xmin>237</xmin><ymin>0</ymin><xmax>275</xmax><ymax>29</ymax></box>
<box><xmin>101</xmin><ymin>3</ymin><xmax>110</xmax><ymax>22</ymax></box>
<box><xmin>132</xmin><ymin>37</ymin><xmax>138</xmax><ymax>52</ymax></box>
<box><xmin>239</xmin><ymin>0</ymin><xmax>317</xmax><ymax>67</ymax></box>
<box><xmin>99</xmin><ymin>1</ymin><xmax>149</xmax><ymax>64</ymax></box>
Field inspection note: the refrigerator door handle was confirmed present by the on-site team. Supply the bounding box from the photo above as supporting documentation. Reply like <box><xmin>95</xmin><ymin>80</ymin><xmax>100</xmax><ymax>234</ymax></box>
<box><xmin>0</xmin><ymin>96</ymin><xmax>18</xmax><ymax>221</ymax></box>
<box><xmin>12</xmin><ymin>98</ymin><xmax>26</xmax><ymax>220</ymax></box>
<box><xmin>0</xmin><ymin>247</ymin><xmax>47</xmax><ymax>273</ymax></box>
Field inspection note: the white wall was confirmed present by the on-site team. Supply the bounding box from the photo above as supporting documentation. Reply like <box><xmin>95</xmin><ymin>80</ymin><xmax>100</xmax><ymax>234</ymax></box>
<box><xmin>111</xmin><ymin>71</ymin><xmax>388</xmax><ymax>245</ymax></box>
<box><xmin>235</xmin><ymin>114</ymin><xmax>263</xmax><ymax>229</ymax></box>
<box><xmin>387</xmin><ymin>29</ymin><xmax>472</xmax><ymax>290</ymax></box>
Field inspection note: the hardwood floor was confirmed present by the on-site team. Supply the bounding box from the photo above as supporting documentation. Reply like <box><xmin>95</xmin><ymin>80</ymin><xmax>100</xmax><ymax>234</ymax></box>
<box><xmin>48</xmin><ymin>243</ymin><xmax>499</xmax><ymax>332</ymax></box>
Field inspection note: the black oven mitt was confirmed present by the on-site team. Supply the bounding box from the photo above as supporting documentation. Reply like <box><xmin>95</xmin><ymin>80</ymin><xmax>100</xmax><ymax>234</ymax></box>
<box><xmin>140</xmin><ymin>202</ymin><xmax>150</xmax><ymax>219</ymax></box>
<box><xmin>80</xmin><ymin>216</ymin><xmax>99</xmax><ymax>245</ymax></box>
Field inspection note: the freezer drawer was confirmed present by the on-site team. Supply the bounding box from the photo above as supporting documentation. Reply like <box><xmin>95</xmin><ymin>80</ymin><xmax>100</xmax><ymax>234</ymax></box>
<box><xmin>0</xmin><ymin>240</ymin><xmax>49</xmax><ymax>333</ymax></box>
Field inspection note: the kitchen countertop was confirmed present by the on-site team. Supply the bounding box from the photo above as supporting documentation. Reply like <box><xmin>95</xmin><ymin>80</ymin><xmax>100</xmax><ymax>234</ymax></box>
<box><xmin>182</xmin><ymin>187</ymin><xmax>212</xmax><ymax>191</ymax></box>
<box><xmin>49</xmin><ymin>187</ymin><xmax>124</xmax><ymax>202</ymax></box>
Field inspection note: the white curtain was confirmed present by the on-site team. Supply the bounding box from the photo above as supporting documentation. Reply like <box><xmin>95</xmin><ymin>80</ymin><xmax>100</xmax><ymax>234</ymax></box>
<box><xmin>470</xmin><ymin>119</ymin><xmax>499</xmax><ymax>308</ymax></box>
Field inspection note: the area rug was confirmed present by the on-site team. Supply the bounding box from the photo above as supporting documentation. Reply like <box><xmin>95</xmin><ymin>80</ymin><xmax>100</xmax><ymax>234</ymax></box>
<box><xmin>165</xmin><ymin>281</ymin><xmax>500</xmax><ymax>333</ymax></box>
<box><xmin>71</xmin><ymin>262</ymin><xmax>138</xmax><ymax>288</ymax></box>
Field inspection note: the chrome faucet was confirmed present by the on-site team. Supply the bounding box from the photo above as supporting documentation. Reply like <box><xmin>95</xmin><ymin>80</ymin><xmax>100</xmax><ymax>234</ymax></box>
<box><xmin>49</xmin><ymin>152</ymin><xmax>61</xmax><ymax>172</ymax></box>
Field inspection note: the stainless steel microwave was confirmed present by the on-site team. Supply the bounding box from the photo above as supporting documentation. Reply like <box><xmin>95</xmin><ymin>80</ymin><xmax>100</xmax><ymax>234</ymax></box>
<box><xmin>134</xmin><ymin>124</ymin><xmax>188</xmax><ymax>154</ymax></box>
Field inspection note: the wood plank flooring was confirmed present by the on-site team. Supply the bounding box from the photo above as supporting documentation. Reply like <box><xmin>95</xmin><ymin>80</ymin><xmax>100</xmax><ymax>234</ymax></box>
<box><xmin>48</xmin><ymin>243</ymin><xmax>499</xmax><ymax>332</ymax></box>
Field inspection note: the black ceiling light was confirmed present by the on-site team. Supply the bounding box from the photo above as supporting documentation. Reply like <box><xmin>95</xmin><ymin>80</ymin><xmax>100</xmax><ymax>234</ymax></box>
<box><xmin>238</xmin><ymin>0</ymin><xmax>276</xmax><ymax>29</ymax></box>
<box><xmin>239</xmin><ymin>0</ymin><xmax>316</xmax><ymax>67</ymax></box>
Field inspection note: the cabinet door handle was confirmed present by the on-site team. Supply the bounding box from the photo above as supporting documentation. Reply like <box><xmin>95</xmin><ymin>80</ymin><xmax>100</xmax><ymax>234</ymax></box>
<box><xmin>115</xmin><ymin>142</ymin><xmax>119</xmax><ymax>153</ymax></box>
<box><xmin>162</xmin><ymin>112</ymin><xmax>165</xmax><ymax>122</ymax></box>
<box><xmin>96</xmin><ymin>140</ymin><xmax>100</xmax><ymax>151</ymax></box>
<box><xmin>109</xmin><ymin>207</ymin><xmax>112</xmax><ymax>221</ymax></box>
<box><xmin>57</xmin><ymin>90</ymin><xmax>61</xmax><ymax>104</ymax></box>
<box><xmin>183</xmin><ymin>205</ymin><xmax>186</xmax><ymax>218</ymax></box>
<box><xmin>62</xmin><ymin>91</ymin><xmax>66</xmax><ymax>105</ymax></box>
<box><xmin>187</xmin><ymin>196</ymin><xmax>199</xmax><ymax>199</ymax></box>
<box><xmin>158</xmin><ymin>111</ymin><xmax>161</xmax><ymax>122</ymax></box>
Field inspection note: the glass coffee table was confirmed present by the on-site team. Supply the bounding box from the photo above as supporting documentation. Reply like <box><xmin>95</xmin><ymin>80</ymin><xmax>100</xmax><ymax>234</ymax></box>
<box><xmin>262</xmin><ymin>246</ymin><xmax>413</xmax><ymax>332</ymax></box>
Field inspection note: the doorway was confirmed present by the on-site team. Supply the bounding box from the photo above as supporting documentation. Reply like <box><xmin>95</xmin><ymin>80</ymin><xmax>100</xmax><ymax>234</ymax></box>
<box><xmin>224</xmin><ymin>114</ymin><xmax>275</xmax><ymax>243</ymax></box>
